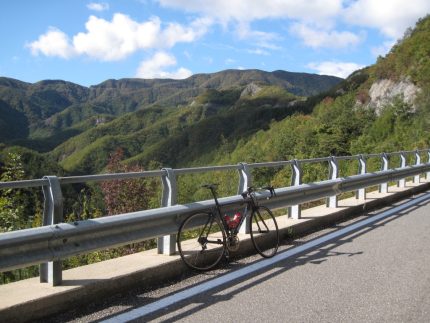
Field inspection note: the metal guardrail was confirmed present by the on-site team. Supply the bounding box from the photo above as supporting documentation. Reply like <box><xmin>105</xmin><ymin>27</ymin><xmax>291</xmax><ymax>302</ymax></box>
<box><xmin>1</xmin><ymin>149</ymin><xmax>430</xmax><ymax>286</ymax></box>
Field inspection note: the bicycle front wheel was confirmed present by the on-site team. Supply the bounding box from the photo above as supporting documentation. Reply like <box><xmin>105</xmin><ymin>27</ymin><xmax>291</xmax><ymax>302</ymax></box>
<box><xmin>177</xmin><ymin>212</ymin><xmax>226</xmax><ymax>271</ymax></box>
<box><xmin>250</xmin><ymin>206</ymin><xmax>279</xmax><ymax>258</ymax></box>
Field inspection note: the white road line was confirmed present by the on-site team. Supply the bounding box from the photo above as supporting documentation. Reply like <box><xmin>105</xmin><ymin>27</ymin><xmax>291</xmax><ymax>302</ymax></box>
<box><xmin>103</xmin><ymin>192</ymin><xmax>430</xmax><ymax>323</ymax></box>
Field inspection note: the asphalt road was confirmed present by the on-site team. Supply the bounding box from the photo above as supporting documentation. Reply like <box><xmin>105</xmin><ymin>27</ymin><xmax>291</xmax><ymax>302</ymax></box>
<box><xmin>44</xmin><ymin>193</ymin><xmax>430</xmax><ymax>323</ymax></box>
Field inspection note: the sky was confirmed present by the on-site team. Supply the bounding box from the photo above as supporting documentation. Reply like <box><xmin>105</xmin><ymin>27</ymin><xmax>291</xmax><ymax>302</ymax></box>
<box><xmin>1</xmin><ymin>0</ymin><xmax>429</xmax><ymax>87</ymax></box>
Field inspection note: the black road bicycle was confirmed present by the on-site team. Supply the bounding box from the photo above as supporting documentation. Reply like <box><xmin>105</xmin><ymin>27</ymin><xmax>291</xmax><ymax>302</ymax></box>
<box><xmin>177</xmin><ymin>184</ymin><xmax>279</xmax><ymax>271</ymax></box>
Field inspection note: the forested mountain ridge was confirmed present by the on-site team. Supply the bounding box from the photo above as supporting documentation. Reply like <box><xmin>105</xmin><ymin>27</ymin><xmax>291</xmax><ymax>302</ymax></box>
<box><xmin>0</xmin><ymin>69</ymin><xmax>341</xmax><ymax>148</ymax></box>
<box><xmin>49</xmin><ymin>84</ymin><xmax>311</xmax><ymax>174</ymax></box>
<box><xmin>0</xmin><ymin>78</ymin><xmax>89</xmax><ymax>141</ymax></box>
<box><xmin>0</xmin><ymin>69</ymin><xmax>341</xmax><ymax>174</ymax></box>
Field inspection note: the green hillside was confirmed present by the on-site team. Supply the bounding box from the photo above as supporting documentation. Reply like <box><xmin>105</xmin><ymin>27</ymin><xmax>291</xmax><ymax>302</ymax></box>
<box><xmin>372</xmin><ymin>16</ymin><xmax>430</xmax><ymax>86</ymax></box>
<box><xmin>0</xmin><ymin>69</ymin><xmax>341</xmax><ymax>152</ymax></box>
<box><xmin>215</xmin><ymin>15</ymin><xmax>430</xmax><ymax>171</ymax></box>
<box><xmin>51</xmin><ymin>86</ymin><xmax>307</xmax><ymax>173</ymax></box>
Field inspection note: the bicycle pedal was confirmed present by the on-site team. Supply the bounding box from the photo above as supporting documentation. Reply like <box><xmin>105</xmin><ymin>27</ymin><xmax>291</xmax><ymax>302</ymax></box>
<box><xmin>224</xmin><ymin>250</ymin><xmax>230</xmax><ymax>259</ymax></box>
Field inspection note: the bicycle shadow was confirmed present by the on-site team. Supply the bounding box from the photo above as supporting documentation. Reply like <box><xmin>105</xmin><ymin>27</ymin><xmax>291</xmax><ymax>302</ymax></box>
<box><xmin>100</xmin><ymin>196</ymin><xmax>430</xmax><ymax>322</ymax></box>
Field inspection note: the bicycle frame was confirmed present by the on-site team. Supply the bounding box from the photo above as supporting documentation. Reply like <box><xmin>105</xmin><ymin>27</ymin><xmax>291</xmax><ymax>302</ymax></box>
<box><xmin>206</xmin><ymin>186</ymin><xmax>258</xmax><ymax>236</ymax></box>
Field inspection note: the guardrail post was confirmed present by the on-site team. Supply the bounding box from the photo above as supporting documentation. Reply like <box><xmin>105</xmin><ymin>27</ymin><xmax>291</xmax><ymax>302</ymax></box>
<box><xmin>158</xmin><ymin>168</ymin><xmax>177</xmax><ymax>255</ymax></box>
<box><xmin>427</xmin><ymin>150</ymin><xmax>430</xmax><ymax>181</ymax></box>
<box><xmin>398</xmin><ymin>152</ymin><xmax>406</xmax><ymax>188</ymax></box>
<box><xmin>288</xmin><ymin>160</ymin><xmax>301</xmax><ymax>219</ymax></box>
<box><xmin>326</xmin><ymin>156</ymin><xmax>339</xmax><ymax>208</ymax></box>
<box><xmin>237</xmin><ymin>162</ymin><xmax>252</xmax><ymax>194</ymax></box>
<box><xmin>356</xmin><ymin>155</ymin><xmax>366</xmax><ymax>200</ymax></box>
<box><xmin>414</xmin><ymin>150</ymin><xmax>421</xmax><ymax>184</ymax></box>
<box><xmin>379</xmin><ymin>153</ymin><xmax>389</xmax><ymax>193</ymax></box>
<box><xmin>40</xmin><ymin>176</ymin><xmax>63</xmax><ymax>286</ymax></box>
<box><xmin>237</xmin><ymin>163</ymin><xmax>252</xmax><ymax>234</ymax></box>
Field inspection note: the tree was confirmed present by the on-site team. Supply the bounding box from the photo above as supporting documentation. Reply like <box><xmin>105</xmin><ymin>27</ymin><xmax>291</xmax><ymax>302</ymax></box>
<box><xmin>100</xmin><ymin>148</ymin><xmax>155</xmax><ymax>215</ymax></box>
<box><xmin>98</xmin><ymin>148</ymin><xmax>158</xmax><ymax>256</ymax></box>
<box><xmin>0</xmin><ymin>153</ymin><xmax>40</xmax><ymax>284</ymax></box>
<box><xmin>0</xmin><ymin>153</ymin><xmax>26</xmax><ymax>232</ymax></box>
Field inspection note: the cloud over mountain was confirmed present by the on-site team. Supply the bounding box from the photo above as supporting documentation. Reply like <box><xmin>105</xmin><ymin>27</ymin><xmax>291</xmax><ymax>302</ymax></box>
<box><xmin>28</xmin><ymin>14</ymin><xmax>210</xmax><ymax>62</ymax></box>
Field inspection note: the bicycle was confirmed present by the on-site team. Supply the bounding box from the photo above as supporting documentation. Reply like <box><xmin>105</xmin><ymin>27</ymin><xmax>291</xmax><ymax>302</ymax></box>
<box><xmin>177</xmin><ymin>184</ymin><xmax>279</xmax><ymax>271</ymax></box>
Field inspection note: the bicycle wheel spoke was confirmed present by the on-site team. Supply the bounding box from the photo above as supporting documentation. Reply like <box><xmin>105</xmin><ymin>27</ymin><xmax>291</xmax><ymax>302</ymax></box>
<box><xmin>177</xmin><ymin>212</ymin><xmax>226</xmax><ymax>271</ymax></box>
<box><xmin>254</xmin><ymin>211</ymin><xmax>269</xmax><ymax>233</ymax></box>
<box><xmin>250</xmin><ymin>206</ymin><xmax>279</xmax><ymax>258</ymax></box>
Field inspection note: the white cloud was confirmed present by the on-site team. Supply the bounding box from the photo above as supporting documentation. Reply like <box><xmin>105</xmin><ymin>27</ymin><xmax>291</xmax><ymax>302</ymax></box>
<box><xmin>158</xmin><ymin>0</ymin><xmax>342</xmax><ymax>24</ymax></box>
<box><xmin>72</xmin><ymin>14</ymin><xmax>161</xmax><ymax>61</ymax></box>
<box><xmin>162</xmin><ymin>17</ymin><xmax>212</xmax><ymax>48</ymax></box>
<box><xmin>235</xmin><ymin>21</ymin><xmax>278</xmax><ymax>41</ymax></box>
<box><xmin>308</xmin><ymin>61</ymin><xmax>364</xmax><ymax>78</ymax></box>
<box><xmin>157</xmin><ymin>0</ymin><xmax>342</xmax><ymax>51</ymax></box>
<box><xmin>158</xmin><ymin>0</ymin><xmax>430</xmax><ymax>56</ymax></box>
<box><xmin>28</xmin><ymin>13</ymin><xmax>210</xmax><ymax>61</ymax></box>
<box><xmin>290</xmin><ymin>23</ymin><xmax>363</xmax><ymax>49</ymax></box>
<box><xmin>343</xmin><ymin>0</ymin><xmax>430</xmax><ymax>39</ymax></box>
<box><xmin>158</xmin><ymin>0</ymin><xmax>429</xmax><ymax>37</ymax></box>
<box><xmin>225</xmin><ymin>58</ymin><xmax>236</xmax><ymax>65</ymax></box>
<box><xmin>135</xmin><ymin>51</ymin><xmax>192</xmax><ymax>79</ymax></box>
<box><xmin>247</xmin><ymin>48</ymin><xmax>270</xmax><ymax>56</ymax></box>
<box><xmin>183</xmin><ymin>50</ymin><xmax>191</xmax><ymax>60</ymax></box>
<box><xmin>87</xmin><ymin>2</ymin><xmax>110</xmax><ymax>12</ymax></box>
<box><xmin>26</xmin><ymin>27</ymin><xmax>76</xmax><ymax>59</ymax></box>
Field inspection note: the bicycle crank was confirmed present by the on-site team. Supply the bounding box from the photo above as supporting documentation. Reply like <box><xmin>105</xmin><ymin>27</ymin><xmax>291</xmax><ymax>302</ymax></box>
<box><xmin>227</xmin><ymin>235</ymin><xmax>240</xmax><ymax>252</ymax></box>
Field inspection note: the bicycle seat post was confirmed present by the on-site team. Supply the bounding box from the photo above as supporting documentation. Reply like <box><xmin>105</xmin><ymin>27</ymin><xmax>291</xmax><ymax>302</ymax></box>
<box><xmin>210</xmin><ymin>187</ymin><xmax>221</xmax><ymax>210</ymax></box>
<box><xmin>203</xmin><ymin>184</ymin><xmax>222</xmax><ymax>210</ymax></box>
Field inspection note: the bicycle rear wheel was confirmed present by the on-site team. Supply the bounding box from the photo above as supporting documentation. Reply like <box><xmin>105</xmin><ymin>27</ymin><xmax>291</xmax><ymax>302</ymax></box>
<box><xmin>177</xmin><ymin>212</ymin><xmax>226</xmax><ymax>271</ymax></box>
<box><xmin>250</xmin><ymin>206</ymin><xmax>279</xmax><ymax>258</ymax></box>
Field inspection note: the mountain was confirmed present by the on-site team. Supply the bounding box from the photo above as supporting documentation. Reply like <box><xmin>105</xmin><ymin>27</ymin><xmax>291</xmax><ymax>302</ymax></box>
<box><xmin>49</xmin><ymin>84</ymin><xmax>314</xmax><ymax>174</ymax></box>
<box><xmin>0</xmin><ymin>69</ymin><xmax>341</xmax><ymax>173</ymax></box>
<box><xmin>0</xmin><ymin>70</ymin><xmax>341</xmax><ymax>144</ymax></box>
<box><xmin>214</xmin><ymin>15</ymin><xmax>430</xmax><ymax>174</ymax></box>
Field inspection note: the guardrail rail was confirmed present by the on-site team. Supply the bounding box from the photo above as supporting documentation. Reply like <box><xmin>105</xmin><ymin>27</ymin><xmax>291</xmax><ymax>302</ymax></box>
<box><xmin>1</xmin><ymin>149</ymin><xmax>429</xmax><ymax>285</ymax></box>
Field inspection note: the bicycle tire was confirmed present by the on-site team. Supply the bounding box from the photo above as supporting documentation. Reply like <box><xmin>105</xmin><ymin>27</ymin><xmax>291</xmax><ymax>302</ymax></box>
<box><xmin>177</xmin><ymin>212</ymin><xmax>226</xmax><ymax>271</ymax></box>
<box><xmin>250</xmin><ymin>206</ymin><xmax>279</xmax><ymax>258</ymax></box>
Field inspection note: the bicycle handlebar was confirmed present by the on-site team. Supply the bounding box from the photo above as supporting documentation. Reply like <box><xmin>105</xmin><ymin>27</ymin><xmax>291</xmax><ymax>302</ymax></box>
<box><xmin>241</xmin><ymin>185</ymin><xmax>276</xmax><ymax>199</ymax></box>
<box><xmin>201</xmin><ymin>183</ymin><xmax>276</xmax><ymax>199</ymax></box>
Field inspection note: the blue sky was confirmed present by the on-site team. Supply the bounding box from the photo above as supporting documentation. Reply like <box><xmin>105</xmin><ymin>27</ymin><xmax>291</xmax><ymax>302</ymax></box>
<box><xmin>1</xmin><ymin>0</ymin><xmax>429</xmax><ymax>86</ymax></box>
